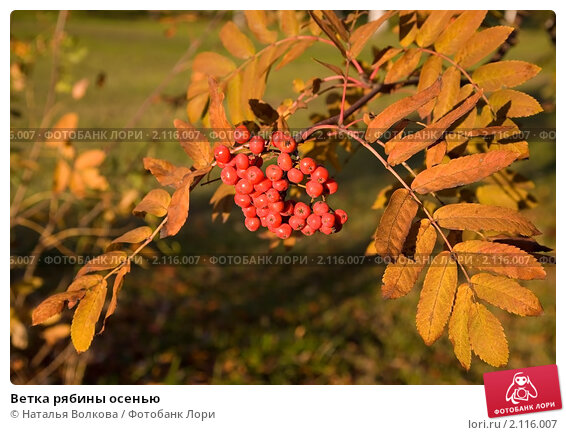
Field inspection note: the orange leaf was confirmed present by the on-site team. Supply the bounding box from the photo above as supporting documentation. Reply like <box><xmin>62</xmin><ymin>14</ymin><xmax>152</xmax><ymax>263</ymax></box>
<box><xmin>161</xmin><ymin>174</ymin><xmax>192</xmax><ymax>238</ymax></box>
<box><xmin>101</xmin><ymin>263</ymin><xmax>130</xmax><ymax>333</ymax></box>
<box><xmin>142</xmin><ymin>157</ymin><xmax>191</xmax><ymax>189</ymax></box>
<box><xmin>32</xmin><ymin>290</ymin><xmax>86</xmax><ymax>326</ymax></box>
<box><xmin>47</xmin><ymin>112</ymin><xmax>78</xmax><ymax>148</ymax></box>
<box><xmin>53</xmin><ymin>159</ymin><xmax>71</xmax><ymax>193</ymax></box>
<box><xmin>425</xmin><ymin>140</ymin><xmax>447</xmax><ymax>168</ymax></box>
<box><xmin>411</xmin><ymin>150</ymin><xmax>518</xmax><ymax>194</ymax></box>
<box><xmin>416</xmin><ymin>55</ymin><xmax>443</xmax><ymax>118</ymax></box>
<box><xmin>173</xmin><ymin>119</ymin><xmax>213</xmax><ymax>169</ymax></box>
<box><xmin>279</xmin><ymin>11</ymin><xmax>299</xmax><ymax>36</ymax></box>
<box><xmin>348</xmin><ymin>11</ymin><xmax>395</xmax><ymax>58</ymax></box>
<box><xmin>416</xmin><ymin>252</ymin><xmax>458</xmax><ymax>345</ymax></box>
<box><xmin>133</xmin><ymin>189</ymin><xmax>171</xmax><ymax>218</ymax></box>
<box><xmin>388</xmin><ymin>93</ymin><xmax>482</xmax><ymax>165</ymax></box>
<box><xmin>208</xmin><ymin>77</ymin><xmax>233</xmax><ymax>147</ymax></box>
<box><xmin>374</xmin><ymin>189</ymin><xmax>419</xmax><ymax>258</ymax></box>
<box><xmin>276</xmin><ymin>40</ymin><xmax>314</xmax><ymax>70</ymax></box>
<box><xmin>471</xmin><ymin>273</ymin><xmax>543</xmax><ymax>316</ymax></box>
<box><xmin>454</xmin><ymin>240</ymin><xmax>546</xmax><ymax>280</ymax></box>
<box><xmin>365</xmin><ymin>78</ymin><xmax>441</xmax><ymax>143</ymax></box>
<box><xmin>433</xmin><ymin>66</ymin><xmax>461</xmax><ymax>121</ymax></box>
<box><xmin>448</xmin><ymin>284</ymin><xmax>473</xmax><ymax>370</ymax></box>
<box><xmin>74</xmin><ymin>150</ymin><xmax>106</xmax><ymax>170</ymax></box>
<box><xmin>381</xmin><ymin>219</ymin><xmax>437</xmax><ymax>299</ymax></box>
<box><xmin>468</xmin><ymin>302</ymin><xmax>508</xmax><ymax>367</ymax></box>
<box><xmin>433</xmin><ymin>203</ymin><xmax>540</xmax><ymax>236</ymax></box>
<box><xmin>192</xmin><ymin>52</ymin><xmax>236</xmax><ymax>78</ymax></box>
<box><xmin>416</xmin><ymin>11</ymin><xmax>453</xmax><ymax>47</ymax></box>
<box><xmin>109</xmin><ymin>226</ymin><xmax>153</xmax><ymax>245</ymax></box>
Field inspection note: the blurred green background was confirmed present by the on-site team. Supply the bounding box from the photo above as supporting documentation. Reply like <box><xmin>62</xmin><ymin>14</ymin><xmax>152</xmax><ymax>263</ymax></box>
<box><xmin>10</xmin><ymin>11</ymin><xmax>556</xmax><ymax>384</ymax></box>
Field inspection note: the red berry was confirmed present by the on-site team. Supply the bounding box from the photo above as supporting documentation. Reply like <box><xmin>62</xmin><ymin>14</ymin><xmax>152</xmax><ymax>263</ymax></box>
<box><xmin>335</xmin><ymin>209</ymin><xmax>348</xmax><ymax>224</ymax></box>
<box><xmin>312</xmin><ymin>166</ymin><xmax>329</xmax><ymax>183</ymax></box>
<box><xmin>289</xmin><ymin>215</ymin><xmax>306</xmax><ymax>231</ymax></box>
<box><xmin>275</xmin><ymin>223</ymin><xmax>292</xmax><ymax>239</ymax></box>
<box><xmin>305</xmin><ymin>180</ymin><xmax>324</xmax><ymax>198</ymax></box>
<box><xmin>299</xmin><ymin>157</ymin><xmax>316</xmax><ymax>174</ymax></box>
<box><xmin>266</xmin><ymin>164</ymin><xmax>283</xmax><ymax>181</ymax></box>
<box><xmin>234</xmin><ymin>153</ymin><xmax>250</xmax><ymax>170</ymax></box>
<box><xmin>281</xmin><ymin>200</ymin><xmax>295</xmax><ymax>216</ymax></box>
<box><xmin>282</xmin><ymin>136</ymin><xmax>297</xmax><ymax>153</ymax></box>
<box><xmin>306</xmin><ymin>214</ymin><xmax>322</xmax><ymax>230</ymax></box>
<box><xmin>249</xmin><ymin>190</ymin><xmax>262</xmax><ymax>199</ymax></box>
<box><xmin>246</xmin><ymin>166</ymin><xmax>264</xmax><ymax>184</ymax></box>
<box><xmin>277</xmin><ymin>153</ymin><xmax>293</xmax><ymax>171</ymax></box>
<box><xmin>260</xmin><ymin>216</ymin><xmax>269</xmax><ymax>227</ymax></box>
<box><xmin>324</xmin><ymin>178</ymin><xmax>338</xmax><ymax>195</ymax></box>
<box><xmin>248</xmin><ymin>135</ymin><xmax>265</xmax><ymax>154</ymax></box>
<box><xmin>301</xmin><ymin>225</ymin><xmax>315</xmax><ymax>236</ymax></box>
<box><xmin>321</xmin><ymin>212</ymin><xmax>335</xmax><ymax>227</ymax></box>
<box><xmin>319</xmin><ymin>225</ymin><xmax>334</xmax><ymax>235</ymax></box>
<box><xmin>253</xmin><ymin>194</ymin><xmax>268</xmax><ymax>209</ymax></box>
<box><xmin>266</xmin><ymin>212</ymin><xmax>282</xmax><ymax>228</ymax></box>
<box><xmin>254</xmin><ymin>178</ymin><xmax>272</xmax><ymax>193</ymax></box>
<box><xmin>265</xmin><ymin>188</ymin><xmax>280</xmax><ymax>203</ymax></box>
<box><xmin>235</xmin><ymin>179</ymin><xmax>254</xmax><ymax>195</ymax></box>
<box><xmin>312</xmin><ymin>201</ymin><xmax>329</xmax><ymax>215</ymax></box>
<box><xmin>214</xmin><ymin>145</ymin><xmax>231</xmax><ymax>164</ymax></box>
<box><xmin>242</xmin><ymin>205</ymin><xmax>257</xmax><ymax>218</ymax></box>
<box><xmin>287</xmin><ymin>168</ymin><xmax>303</xmax><ymax>184</ymax></box>
<box><xmin>294</xmin><ymin>202</ymin><xmax>311</xmax><ymax>218</ymax></box>
<box><xmin>257</xmin><ymin>207</ymin><xmax>269</xmax><ymax>217</ymax></box>
<box><xmin>234</xmin><ymin>194</ymin><xmax>251</xmax><ymax>208</ymax></box>
<box><xmin>272</xmin><ymin>179</ymin><xmax>289</xmax><ymax>191</ymax></box>
<box><xmin>245</xmin><ymin>217</ymin><xmax>260</xmax><ymax>231</ymax></box>
<box><xmin>271</xmin><ymin>131</ymin><xmax>286</xmax><ymax>149</ymax></box>
<box><xmin>220</xmin><ymin>166</ymin><xmax>238</xmax><ymax>185</ymax></box>
<box><xmin>236</xmin><ymin>168</ymin><xmax>248</xmax><ymax>179</ymax></box>
<box><xmin>268</xmin><ymin>201</ymin><xmax>284</xmax><ymax>214</ymax></box>
<box><xmin>234</xmin><ymin>125</ymin><xmax>251</xmax><ymax>144</ymax></box>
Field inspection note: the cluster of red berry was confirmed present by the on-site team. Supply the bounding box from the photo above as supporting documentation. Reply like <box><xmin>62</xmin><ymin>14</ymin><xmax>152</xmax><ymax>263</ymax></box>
<box><xmin>213</xmin><ymin>125</ymin><xmax>348</xmax><ymax>239</ymax></box>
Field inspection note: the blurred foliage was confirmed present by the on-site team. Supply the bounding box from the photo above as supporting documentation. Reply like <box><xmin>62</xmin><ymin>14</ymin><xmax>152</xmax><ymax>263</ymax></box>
<box><xmin>11</xmin><ymin>10</ymin><xmax>555</xmax><ymax>384</ymax></box>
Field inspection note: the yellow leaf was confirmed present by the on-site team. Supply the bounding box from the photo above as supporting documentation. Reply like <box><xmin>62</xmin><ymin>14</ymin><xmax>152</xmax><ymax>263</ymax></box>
<box><xmin>53</xmin><ymin>159</ymin><xmax>71</xmax><ymax>193</ymax></box>
<box><xmin>416</xmin><ymin>55</ymin><xmax>443</xmax><ymax>118</ymax></box>
<box><xmin>473</xmin><ymin>61</ymin><xmax>541</xmax><ymax>93</ymax></box>
<box><xmin>384</xmin><ymin>48</ymin><xmax>421</xmax><ymax>84</ymax></box>
<box><xmin>47</xmin><ymin>112</ymin><xmax>78</xmax><ymax>148</ymax></box>
<box><xmin>434</xmin><ymin>203</ymin><xmax>540</xmax><ymax>236</ymax></box>
<box><xmin>244</xmin><ymin>11</ymin><xmax>277</xmax><ymax>44</ymax></box>
<box><xmin>411</xmin><ymin>150</ymin><xmax>518</xmax><ymax>194</ymax></box>
<box><xmin>276</xmin><ymin>40</ymin><xmax>314</xmax><ymax>70</ymax></box>
<box><xmin>71</xmin><ymin>280</ymin><xmax>107</xmax><ymax>353</ymax></box>
<box><xmin>365</xmin><ymin>79</ymin><xmax>441</xmax><ymax>143</ymax></box>
<box><xmin>433</xmin><ymin>66</ymin><xmax>461</xmax><ymax>121</ymax></box>
<box><xmin>219</xmin><ymin>21</ymin><xmax>255</xmax><ymax>59</ymax></box>
<box><xmin>455</xmin><ymin>26</ymin><xmax>514</xmax><ymax>68</ymax></box>
<box><xmin>489</xmin><ymin>89</ymin><xmax>543</xmax><ymax>118</ymax></box>
<box><xmin>425</xmin><ymin>140</ymin><xmax>447</xmax><ymax>168</ymax></box>
<box><xmin>381</xmin><ymin>219</ymin><xmax>437</xmax><ymax>299</ymax></box>
<box><xmin>448</xmin><ymin>284</ymin><xmax>473</xmax><ymax>370</ymax></box>
<box><xmin>109</xmin><ymin>226</ymin><xmax>152</xmax><ymax>245</ymax></box>
<box><xmin>192</xmin><ymin>52</ymin><xmax>236</xmax><ymax>78</ymax></box>
<box><xmin>434</xmin><ymin>11</ymin><xmax>487</xmax><ymax>55</ymax></box>
<box><xmin>468</xmin><ymin>302</ymin><xmax>508</xmax><ymax>367</ymax></box>
<box><xmin>471</xmin><ymin>273</ymin><xmax>543</xmax><ymax>316</ymax></box>
<box><xmin>453</xmin><ymin>240</ymin><xmax>546</xmax><ymax>280</ymax></box>
<box><xmin>279</xmin><ymin>10</ymin><xmax>299</xmax><ymax>36</ymax></box>
<box><xmin>348</xmin><ymin>11</ymin><xmax>395</xmax><ymax>58</ymax></box>
<box><xmin>74</xmin><ymin>150</ymin><xmax>106</xmax><ymax>170</ymax></box>
<box><xmin>133</xmin><ymin>188</ymin><xmax>171</xmax><ymax>218</ymax></box>
<box><xmin>374</xmin><ymin>189</ymin><xmax>419</xmax><ymax>258</ymax></box>
<box><xmin>173</xmin><ymin>119</ymin><xmax>214</xmax><ymax>168</ymax></box>
<box><xmin>76</xmin><ymin>252</ymin><xmax>127</xmax><ymax>278</ymax></box>
<box><xmin>399</xmin><ymin>11</ymin><xmax>418</xmax><ymax>47</ymax></box>
<box><xmin>416</xmin><ymin>252</ymin><xmax>458</xmax><ymax>345</ymax></box>
<box><xmin>227</xmin><ymin>73</ymin><xmax>244</xmax><ymax>125</ymax></box>
<box><xmin>476</xmin><ymin>184</ymin><xmax>519</xmax><ymax>210</ymax></box>
<box><xmin>416</xmin><ymin>11</ymin><xmax>453</xmax><ymax>47</ymax></box>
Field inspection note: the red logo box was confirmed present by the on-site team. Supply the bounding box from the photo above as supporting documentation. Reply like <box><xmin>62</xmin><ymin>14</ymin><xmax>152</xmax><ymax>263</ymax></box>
<box><xmin>484</xmin><ymin>364</ymin><xmax>562</xmax><ymax>418</ymax></box>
